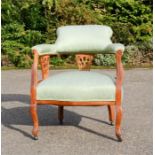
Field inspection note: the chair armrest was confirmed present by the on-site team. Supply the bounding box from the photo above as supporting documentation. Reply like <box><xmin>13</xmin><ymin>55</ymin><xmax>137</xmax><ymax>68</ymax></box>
<box><xmin>104</xmin><ymin>43</ymin><xmax>125</xmax><ymax>54</ymax></box>
<box><xmin>32</xmin><ymin>43</ymin><xmax>125</xmax><ymax>55</ymax></box>
<box><xmin>104</xmin><ymin>43</ymin><xmax>125</xmax><ymax>104</ymax></box>
<box><xmin>31</xmin><ymin>44</ymin><xmax>56</xmax><ymax>83</ymax></box>
<box><xmin>32</xmin><ymin>44</ymin><xmax>57</xmax><ymax>56</ymax></box>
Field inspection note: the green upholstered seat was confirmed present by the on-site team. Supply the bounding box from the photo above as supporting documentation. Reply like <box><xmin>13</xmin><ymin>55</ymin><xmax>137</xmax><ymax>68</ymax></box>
<box><xmin>32</xmin><ymin>25</ymin><xmax>125</xmax><ymax>55</ymax></box>
<box><xmin>37</xmin><ymin>71</ymin><xmax>116</xmax><ymax>101</ymax></box>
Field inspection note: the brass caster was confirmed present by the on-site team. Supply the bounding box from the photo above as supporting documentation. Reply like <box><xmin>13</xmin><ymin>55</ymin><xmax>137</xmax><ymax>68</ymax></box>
<box><xmin>110</xmin><ymin>121</ymin><xmax>114</xmax><ymax>126</ymax></box>
<box><xmin>33</xmin><ymin>136</ymin><xmax>38</xmax><ymax>140</ymax></box>
<box><xmin>116</xmin><ymin>135</ymin><xmax>123</xmax><ymax>142</ymax></box>
<box><xmin>59</xmin><ymin>120</ymin><xmax>63</xmax><ymax>125</ymax></box>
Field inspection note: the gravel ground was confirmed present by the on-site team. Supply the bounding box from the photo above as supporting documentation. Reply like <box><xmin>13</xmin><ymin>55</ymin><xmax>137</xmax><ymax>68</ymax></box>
<box><xmin>2</xmin><ymin>69</ymin><xmax>152</xmax><ymax>155</ymax></box>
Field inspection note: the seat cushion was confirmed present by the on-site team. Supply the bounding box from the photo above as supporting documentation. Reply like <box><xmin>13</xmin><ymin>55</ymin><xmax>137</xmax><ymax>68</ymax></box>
<box><xmin>37</xmin><ymin>71</ymin><xmax>116</xmax><ymax>101</ymax></box>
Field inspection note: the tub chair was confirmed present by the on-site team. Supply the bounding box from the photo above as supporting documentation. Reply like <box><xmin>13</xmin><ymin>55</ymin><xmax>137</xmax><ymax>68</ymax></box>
<box><xmin>30</xmin><ymin>25</ymin><xmax>124</xmax><ymax>142</ymax></box>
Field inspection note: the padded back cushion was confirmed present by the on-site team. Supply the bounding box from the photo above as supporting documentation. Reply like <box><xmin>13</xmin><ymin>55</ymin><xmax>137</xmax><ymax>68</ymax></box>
<box><xmin>55</xmin><ymin>25</ymin><xmax>113</xmax><ymax>53</ymax></box>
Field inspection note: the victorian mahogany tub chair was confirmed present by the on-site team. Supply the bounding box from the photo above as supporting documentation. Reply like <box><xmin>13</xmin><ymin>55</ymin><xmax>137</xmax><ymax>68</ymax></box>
<box><xmin>30</xmin><ymin>25</ymin><xmax>125</xmax><ymax>142</ymax></box>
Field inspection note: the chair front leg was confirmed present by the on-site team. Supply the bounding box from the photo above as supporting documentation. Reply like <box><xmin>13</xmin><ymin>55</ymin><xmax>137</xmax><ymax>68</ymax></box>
<box><xmin>30</xmin><ymin>102</ymin><xmax>39</xmax><ymax>140</ymax></box>
<box><xmin>30</xmin><ymin>50</ymin><xmax>39</xmax><ymax>140</ymax></box>
<box><xmin>115</xmin><ymin>104</ymin><xmax>123</xmax><ymax>142</ymax></box>
<box><xmin>107</xmin><ymin>105</ymin><xmax>115</xmax><ymax>125</ymax></box>
<box><xmin>115</xmin><ymin>50</ymin><xmax>124</xmax><ymax>142</ymax></box>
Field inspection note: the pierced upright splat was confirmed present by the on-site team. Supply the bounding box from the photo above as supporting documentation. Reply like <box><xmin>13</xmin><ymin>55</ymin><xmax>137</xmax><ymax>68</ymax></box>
<box><xmin>40</xmin><ymin>55</ymin><xmax>50</xmax><ymax>80</ymax></box>
<box><xmin>75</xmin><ymin>54</ymin><xmax>93</xmax><ymax>70</ymax></box>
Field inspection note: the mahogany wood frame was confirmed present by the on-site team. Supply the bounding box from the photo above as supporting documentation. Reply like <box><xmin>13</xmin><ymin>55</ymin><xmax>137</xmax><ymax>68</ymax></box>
<box><xmin>30</xmin><ymin>49</ymin><xmax>124</xmax><ymax>141</ymax></box>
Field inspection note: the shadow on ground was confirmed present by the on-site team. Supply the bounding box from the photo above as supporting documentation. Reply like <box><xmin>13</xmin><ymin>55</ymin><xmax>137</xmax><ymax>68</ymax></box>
<box><xmin>2</xmin><ymin>94</ymin><xmax>30</xmax><ymax>105</ymax></box>
<box><xmin>2</xmin><ymin>94</ymin><xmax>117</xmax><ymax>141</ymax></box>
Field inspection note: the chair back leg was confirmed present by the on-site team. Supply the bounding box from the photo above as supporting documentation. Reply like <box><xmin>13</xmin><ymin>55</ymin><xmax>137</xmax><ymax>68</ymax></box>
<box><xmin>58</xmin><ymin>106</ymin><xmax>64</xmax><ymax>125</ymax></box>
<box><xmin>30</xmin><ymin>102</ymin><xmax>39</xmax><ymax>140</ymax></box>
<box><xmin>115</xmin><ymin>104</ymin><xmax>123</xmax><ymax>142</ymax></box>
<box><xmin>107</xmin><ymin>105</ymin><xmax>115</xmax><ymax>125</ymax></box>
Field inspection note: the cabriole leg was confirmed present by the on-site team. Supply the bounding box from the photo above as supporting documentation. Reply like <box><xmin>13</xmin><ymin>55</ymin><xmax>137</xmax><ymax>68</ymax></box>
<box><xmin>115</xmin><ymin>105</ymin><xmax>123</xmax><ymax>142</ymax></box>
<box><xmin>107</xmin><ymin>105</ymin><xmax>115</xmax><ymax>125</ymax></box>
<box><xmin>30</xmin><ymin>103</ymin><xmax>39</xmax><ymax>140</ymax></box>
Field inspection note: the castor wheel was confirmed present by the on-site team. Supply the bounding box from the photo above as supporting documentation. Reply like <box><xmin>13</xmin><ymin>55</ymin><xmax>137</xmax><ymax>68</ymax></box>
<box><xmin>33</xmin><ymin>136</ymin><xmax>38</xmax><ymax>140</ymax></box>
<box><xmin>110</xmin><ymin>121</ymin><xmax>114</xmax><ymax>126</ymax></box>
<box><xmin>59</xmin><ymin>120</ymin><xmax>63</xmax><ymax>125</ymax></box>
<box><xmin>116</xmin><ymin>135</ymin><xmax>123</xmax><ymax>142</ymax></box>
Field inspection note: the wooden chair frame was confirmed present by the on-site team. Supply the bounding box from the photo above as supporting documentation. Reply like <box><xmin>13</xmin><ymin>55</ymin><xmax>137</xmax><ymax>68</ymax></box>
<box><xmin>30</xmin><ymin>49</ymin><xmax>124</xmax><ymax>141</ymax></box>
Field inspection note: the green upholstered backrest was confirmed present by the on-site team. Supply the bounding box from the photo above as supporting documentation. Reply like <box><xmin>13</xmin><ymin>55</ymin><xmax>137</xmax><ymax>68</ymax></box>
<box><xmin>32</xmin><ymin>25</ymin><xmax>125</xmax><ymax>55</ymax></box>
<box><xmin>55</xmin><ymin>25</ymin><xmax>113</xmax><ymax>53</ymax></box>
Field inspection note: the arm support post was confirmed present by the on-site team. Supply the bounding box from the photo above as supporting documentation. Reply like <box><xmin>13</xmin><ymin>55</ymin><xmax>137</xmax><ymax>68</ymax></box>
<box><xmin>115</xmin><ymin>50</ymin><xmax>124</xmax><ymax>141</ymax></box>
<box><xmin>31</xmin><ymin>50</ymin><xmax>39</xmax><ymax>102</ymax></box>
<box><xmin>40</xmin><ymin>55</ymin><xmax>50</xmax><ymax>80</ymax></box>
<box><xmin>115</xmin><ymin>50</ymin><xmax>124</xmax><ymax>104</ymax></box>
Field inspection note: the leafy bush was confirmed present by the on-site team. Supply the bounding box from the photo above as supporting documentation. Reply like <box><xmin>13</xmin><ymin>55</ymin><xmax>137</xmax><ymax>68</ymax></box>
<box><xmin>1</xmin><ymin>0</ymin><xmax>153</xmax><ymax>68</ymax></box>
<box><xmin>21</xmin><ymin>3</ymin><xmax>47</xmax><ymax>31</ymax></box>
<box><xmin>2</xmin><ymin>23</ymin><xmax>45</xmax><ymax>67</ymax></box>
<box><xmin>94</xmin><ymin>54</ymin><xmax>115</xmax><ymax>66</ymax></box>
<box><xmin>1</xmin><ymin>1</ymin><xmax>21</xmax><ymax>24</ymax></box>
<box><xmin>2</xmin><ymin>23</ymin><xmax>25</xmax><ymax>41</ymax></box>
<box><xmin>50</xmin><ymin>57</ymin><xmax>65</xmax><ymax>66</ymax></box>
<box><xmin>2</xmin><ymin>40</ymin><xmax>32</xmax><ymax>67</ymax></box>
<box><xmin>93</xmin><ymin>0</ymin><xmax>153</xmax><ymax>45</ymax></box>
<box><xmin>123</xmin><ymin>45</ymin><xmax>141</xmax><ymax>65</ymax></box>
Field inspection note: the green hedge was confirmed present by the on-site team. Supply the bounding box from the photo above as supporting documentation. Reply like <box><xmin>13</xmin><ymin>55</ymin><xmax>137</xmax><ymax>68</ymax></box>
<box><xmin>2</xmin><ymin>0</ymin><xmax>152</xmax><ymax>68</ymax></box>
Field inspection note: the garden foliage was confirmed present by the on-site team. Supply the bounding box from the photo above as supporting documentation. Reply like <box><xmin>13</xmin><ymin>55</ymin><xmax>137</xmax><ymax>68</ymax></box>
<box><xmin>2</xmin><ymin>0</ymin><xmax>152</xmax><ymax>67</ymax></box>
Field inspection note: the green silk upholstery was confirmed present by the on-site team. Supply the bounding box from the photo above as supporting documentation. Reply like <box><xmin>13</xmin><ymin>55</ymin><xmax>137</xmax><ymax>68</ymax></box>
<box><xmin>32</xmin><ymin>44</ymin><xmax>57</xmax><ymax>55</ymax></box>
<box><xmin>103</xmin><ymin>43</ymin><xmax>125</xmax><ymax>53</ymax></box>
<box><xmin>32</xmin><ymin>25</ymin><xmax>125</xmax><ymax>55</ymax></box>
<box><xmin>33</xmin><ymin>25</ymin><xmax>124</xmax><ymax>102</ymax></box>
<box><xmin>55</xmin><ymin>25</ymin><xmax>112</xmax><ymax>53</ymax></box>
<box><xmin>37</xmin><ymin>71</ymin><xmax>117</xmax><ymax>101</ymax></box>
